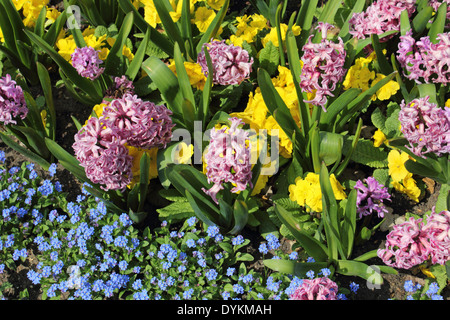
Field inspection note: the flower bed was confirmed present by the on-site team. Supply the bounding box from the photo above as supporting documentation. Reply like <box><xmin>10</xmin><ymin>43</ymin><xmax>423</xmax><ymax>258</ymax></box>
<box><xmin>0</xmin><ymin>0</ymin><xmax>450</xmax><ymax>302</ymax></box>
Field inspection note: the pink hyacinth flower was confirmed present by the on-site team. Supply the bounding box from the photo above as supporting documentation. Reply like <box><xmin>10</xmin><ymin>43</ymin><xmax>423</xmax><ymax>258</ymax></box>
<box><xmin>0</xmin><ymin>74</ymin><xmax>28</xmax><ymax>125</ymax></box>
<box><xmin>102</xmin><ymin>93</ymin><xmax>174</xmax><ymax>150</ymax></box>
<box><xmin>197</xmin><ymin>40</ymin><xmax>253</xmax><ymax>86</ymax></box>
<box><xmin>299</xmin><ymin>22</ymin><xmax>346</xmax><ymax>112</ymax></box>
<box><xmin>349</xmin><ymin>0</ymin><xmax>416</xmax><ymax>40</ymax></box>
<box><xmin>290</xmin><ymin>277</ymin><xmax>339</xmax><ymax>300</ymax></box>
<box><xmin>377</xmin><ymin>217</ymin><xmax>431</xmax><ymax>269</ymax></box>
<box><xmin>73</xmin><ymin>117</ymin><xmax>132</xmax><ymax>191</ymax></box>
<box><xmin>398</xmin><ymin>96</ymin><xmax>450</xmax><ymax>157</ymax></box>
<box><xmin>422</xmin><ymin>207</ymin><xmax>450</xmax><ymax>265</ymax></box>
<box><xmin>71</xmin><ymin>46</ymin><xmax>105</xmax><ymax>81</ymax></box>
<box><xmin>202</xmin><ymin>117</ymin><xmax>252</xmax><ymax>204</ymax></box>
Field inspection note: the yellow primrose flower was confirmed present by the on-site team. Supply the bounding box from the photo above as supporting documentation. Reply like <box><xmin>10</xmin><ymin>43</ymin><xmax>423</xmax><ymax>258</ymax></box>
<box><xmin>168</xmin><ymin>60</ymin><xmax>207</xmax><ymax>90</ymax></box>
<box><xmin>126</xmin><ymin>146</ymin><xmax>159</xmax><ymax>189</ymax></box>
<box><xmin>46</xmin><ymin>7</ymin><xmax>60</xmax><ymax>23</ymax></box>
<box><xmin>388</xmin><ymin>149</ymin><xmax>410</xmax><ymax>182</ymax></box>
<box><xmin>206</xmin><ymin>0</ymin><xmax>226</xmax><ymax>10</ymax></box>
<box><xmin>261</xmin><ymin>23</ymin><xmax>301</xmax><ymax>47</ymax></box>
<box><xmin>194</xmin><ymin>6</ymin><xmax>216</xmax><ymax>33</ymax></box>
<box><xmin>172</xmin><ymin>142</ymin><xmax>194</xmax><ymax>164</ymax></box>
<box><xmin>141</xmin><ymin>0</ymin><xmax>161</xmax><ymax>28</ymax></box>
<box><xmin>343</xmin><ymin>56</ymin><xmax>375</xmax><ymax>91</ymax></box>
<box><xmin>392</xmin><ymin>172</ymin><xmax>421</xmax><ymax>202</ymax></box>
<box><xmin>22</xmin><ymin>0</ymin><xmax>49</xmax><ymax>27</ymax></box>
<box><xmin>371</xmin><ymin>74</ymin><xmax>400</xmax><ymax>101</ymax></box>
<box><xmin>373</xmin><ymin>129</ymin><xmax>387</xmax><ymax>147</ymax></box>
<box><xmin>0</xmin><ymin>28</ymin><xmax>4</xmax><ymax>43</ymax></box>
<box><xmin>289</xmin><ymin>172</ymin><xmax>346</xmax><ymax>213</ymax></box>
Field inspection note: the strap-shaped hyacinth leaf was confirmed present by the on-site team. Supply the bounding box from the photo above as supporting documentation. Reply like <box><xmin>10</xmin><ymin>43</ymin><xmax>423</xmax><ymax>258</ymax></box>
<box><xmin>412</xmin><ymin>4</ymin><xmax>433</xmax><ymax>33</ymax></box>
<box><xmin>104</xmin><ymin>11</ymin><xmax>134</xmax><ymax>76</ymax></box>
<box><xmin>117</xmin><ymin>0</ymin><xmax>174</xmax><ymax>56</ymax></box>
<box><xmin>295</xmin><ymin>0</ymin><xmax>319</xmax><ymax>48</ymax></box>
<box><xmin>125</xmin><ymin>26</ymin><xmax>150</xmax><ymax>81</ymax></box>
<box><xmin>141</xmin><ymin>56</ymin><xmax>185</xmax><ymax>126</ymax></box>
<box><xmin>0</xmin><ymin>131</ymin><xmax>51</xmax><ymax>170</ymax></box>
<box><xmin>429</xmin><ymin>1</ymin><xmax>447</xmax><ymax>43</ymax></box>
<box><xmin>36</xmin><ymin>62</ymin><xmax>56</xmax><ymax>141</ymax></box>
<box><xmin>263</xmin><ymin>259</ymin><xmax>330</xmax><ymax>278</ymax></box>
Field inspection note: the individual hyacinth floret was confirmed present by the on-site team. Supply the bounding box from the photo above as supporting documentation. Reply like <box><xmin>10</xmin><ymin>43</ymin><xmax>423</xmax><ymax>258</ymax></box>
<box><xmin>0</xmin><ymin>74</ymin><xmax>28</xmax><ymax>125</ymax></box>
<box><xmin>71</xmin><ymin>46</ymin><xmax>105</xmax><ymax>81</ymax></box>
<box><xmin>73</xmin><ymin>117</ymin><xmax>133</xmax><ymax>191</ymax></box>
<box><xmin>299</xmin><ymin>22</ymin><xmax>346</xmax><ymax>112</ymax></box>
<box><xmin>348</xmin><ymin>0</ymin><xmax>416</xmax><ymax>40</ymax></box>
<box><xmin>398</xmin><ymin>96</ymin><xmax>450</xmax><ymax>157</ymax></box>
<box><xmin>289</xmin><ymin>276</ymin><xmax>339</xmax><ymax>300</ymax></box>
<box><xmin>202</xmin><ymin>117</ymin><xmax>252</xmax><ymax>204</ymax></box>
<box><xmin>102</xmin><ymin>93</ymin><xmax>174</xmax><ymax>150</ymax></box>
<box><xmin>354</xmin><ymin>176</ymin><xmax>391</xmax><ymax>219</ymax></box>
<box><xmin>397</xmin><ymin>31</ymin><xmax>450</xmax><ymax>85</ymax></box>
<box><xmin>197</xmin><ymin>40</ymin><xmax>253</xmax><ymax>86</ymax></box>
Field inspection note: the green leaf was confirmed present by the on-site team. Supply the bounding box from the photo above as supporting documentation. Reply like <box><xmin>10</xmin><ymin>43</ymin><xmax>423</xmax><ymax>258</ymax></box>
<box><xmin>157</xmin><ymin>201</ymin><xmax>195</xmax><ymax>221</ymax></box>
<box><xmin>429</xmin><ymin>2</ymin><xmax>447</xmax><ymax>43</ymax></box>
<box><xmin>336</xmin><ymin>260</ymin><xmax>383</xmax><ymax>285</ymax></box>
<box><xmin>258</xmin><ymin>41</ymin><xmax>279</xmax><ymax>76</ymax></box>
<box><xmin>0</xmin><ymin>131</ymin><xmax>50</xmax><ymax>170</ymax></box>
<box><xmin>142</xmin><ymin>57</ymin><xmax>184</xmax><ymax>119</ymax></box>
<box><xmin>436</xmin><ymin>184</ymin><xmax>450</xmax><ymax>212</ymax></box>
<box><xmin>153</xmin><ymin>0</ymin><xmax>185</xmax><ymax>55</ymax></box>
<box><xmin>263</xmin><ymin>259</ymin><xmax>329</xmax><ymax>278</ymax></box>
<box><xmin>229</xmin><ymin>200</ymin><xmax>249</xmax><ymax>234</ymax></box>
<box><xmin>343</xmin><ymin>138</ymin><xmax>388</xmax><ymax>168</ymax></box>
<box><xmin>126</xmin><ymin>27</ymin><xmax>150</xmax><ymax>81</ymax></box>
<box><xmin>104</xmin><ymin>11</ymin><xmax>133</xmax><ymax>76</ymax></box>
<box><xmin>412</xmin><ymin>5</ymin><xmax>433</xmax><ymax>33</ymax></box>
<box><xmin>319</xmin><ymin>131</ymin><xmax>343</xmax><ymax>166</ymax></box>
<box><xmin>274</xmin><ymin>203</ymin><xmax>328</xmax><ymax>262</ymax></box>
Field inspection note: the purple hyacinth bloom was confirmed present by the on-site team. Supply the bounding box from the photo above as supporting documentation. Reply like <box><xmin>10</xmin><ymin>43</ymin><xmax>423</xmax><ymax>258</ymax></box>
<box><xmin>202</xmin><ymin>117</ymin><xmax>252</xmax><ymax>204</ymax></box>
<box><xmin>102</xmin><ymin>93</ymin><xmax>174</xmax><ymax>150</ymax></box>
<box><xmin>299</xmin><ymin>22</ymin><xmax>346</xmax><ymax>111</ymax></box>
<box><xmin>349</xmin><ymin>0</ymin><xmax>416</xmax><ymax>40</ymax></box>
<box><xmin>72</xmin><ymin>117</ymin><xmax>132</xmax><ymax>191</ymax></box>
<box><xmin>197</xmin><ymin>40</ymin><xmax>253</xmax><ymax>86</ymax></box>
<box><xmin>377</xmin><ymin>217</ymin><xmax>430</xmax><ymax>269</ymax></box>
<box><xmin>354</xmin><ymin>176</ymin><xmax>391</xmax><ymax>219</ymax></box>
<box><xmin>398</xmin><ymin>96</ymin><xmax>450</xmax><ymax>157</ymax></box>
<box><xmin>71</xmin><ymin>46</ymin><xmax>105</xmax><ymax>81</ymax></box>
<box><xmin>0</xmin><ymin>74</ymin><xmax>28</xmax><ymax>125</ymax></box>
